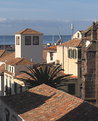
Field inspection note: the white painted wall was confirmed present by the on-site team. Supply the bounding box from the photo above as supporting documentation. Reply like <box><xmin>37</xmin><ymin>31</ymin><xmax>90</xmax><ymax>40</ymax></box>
<box><xmin>15</xmin><ymin>34</ymin><xmax>22</xmax><ymax>58</ymax></box>
<box><xmin>47</xmin><ymin>51</ymin><xmax>57</xmax><ymax>63</ymax></box>
<box><xmin>15</xmin><ymin>34</ymin><xmax>43</xmax><ymax>63</ymax></box>
<box><xmin>72</xmin><ymin>31</ymin><xmax>82</xmax><ymax>40</ymax></box>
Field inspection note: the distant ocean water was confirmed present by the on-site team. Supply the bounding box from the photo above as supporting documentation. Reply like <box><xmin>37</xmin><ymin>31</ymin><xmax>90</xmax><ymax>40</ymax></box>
<box><xmin>0</xmin><ymin>35</ymin><xmax>71</xmax><ymax>45</ymax></box>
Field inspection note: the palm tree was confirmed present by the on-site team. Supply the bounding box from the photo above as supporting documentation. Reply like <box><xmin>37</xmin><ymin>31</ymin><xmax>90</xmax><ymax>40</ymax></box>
<box><xmin>19</xmin><ymin>64</ymin><xmax>71</xmax><ymax>89</ymax></box>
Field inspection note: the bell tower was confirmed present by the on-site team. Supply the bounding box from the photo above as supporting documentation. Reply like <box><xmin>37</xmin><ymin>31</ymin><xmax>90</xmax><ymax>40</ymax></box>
<box><xmin>15</xmin><ymin>28</ymin><xmax>43</xmax><ymax>63</ymax></box>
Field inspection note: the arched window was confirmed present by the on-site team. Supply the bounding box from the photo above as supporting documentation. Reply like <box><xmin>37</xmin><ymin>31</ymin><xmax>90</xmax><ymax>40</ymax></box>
<box><xmin>77</xmin><ymin>33</ymin><xmax>80</xmax><ymax>38</ymax></box>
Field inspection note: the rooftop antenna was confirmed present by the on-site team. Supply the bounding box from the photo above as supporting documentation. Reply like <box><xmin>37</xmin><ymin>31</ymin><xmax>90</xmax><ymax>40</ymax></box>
<box><xmin>56</xmin><ymin>32</ymin><xmax>63</xmax><ymax>45</ymax></box>
<box><xmin>70</xmin><ymin>24</ymin><xmax>74</xmax><ymax>38</ymax></box>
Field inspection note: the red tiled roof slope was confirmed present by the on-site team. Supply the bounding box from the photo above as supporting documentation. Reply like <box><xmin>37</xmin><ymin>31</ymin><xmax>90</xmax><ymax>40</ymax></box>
<box><xmin>0</xmin><ymin>50</ymin><xmax>5</xmax><ymax>57</ymax></box>
<box><xmin>1</xmin><ymin>84</ymin><xmax>98</xmax><ymax>121</ymax></box>
<box><xmin>61</xmin><ymin>39</ymin><xmax>81</xmax><ymax>47</ymax></box>
<box><xmin>0</xmin><ymin>51</ymin><xmax>15</xmax><ymax>62</ymax></box>
<box><xmin>0</xmin><ymin>64</ymin><xmax>5</xmax><ymax>74</ymax></box>
<box><xmin>16</xmin><ymin>28</ymin><xmax>43</xmax><ymax>35</ymax></box>
<box><xmin>6</xmin><ymin>58</ymin><xmax>33</xmax><ymax>66</ymax></box>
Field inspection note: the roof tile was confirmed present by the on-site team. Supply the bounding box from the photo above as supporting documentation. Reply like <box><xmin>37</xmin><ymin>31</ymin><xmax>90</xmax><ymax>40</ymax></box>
<box><xmin>16</xmin><ymin>28</ymin><xmax>43</xmax><ymax>35</ymax></box>
<box><xmin>60</xmin><ymin>39</ymin><xmax>81</xmax><ymax>47</ymax></box>
<box><xmin>1</xmin><ymin>84</ymin><xmax>98</xmax><ymax>121</ymax></box>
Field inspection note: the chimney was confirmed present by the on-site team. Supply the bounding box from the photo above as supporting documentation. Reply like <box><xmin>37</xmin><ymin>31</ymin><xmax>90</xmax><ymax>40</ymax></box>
<box><xmin>91</xmin><ymin>21</ymin><xmax>97</xmax><ymax>41</ymax></box>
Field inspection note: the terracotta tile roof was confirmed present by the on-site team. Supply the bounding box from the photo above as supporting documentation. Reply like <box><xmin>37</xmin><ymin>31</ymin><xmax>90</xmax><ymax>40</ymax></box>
<box><xmin>0</xmin><ymin>64</ymin><xmax>5</xmax><ymax>74</ymax></box>
<box><xmin>60</xmin><ymin>39</ymin><xmax>81</xmax><ymax>47</ymax></box>
<box><xmin>0</xmin><ymin>51</ymin><xmax>15</xmax><ymax>62</ymax></box>
<box><xmin>1</xmin><ymin>84</ymin><xmax>98</xmax><ymax>121</ymax></box>
<box><xmin>45</xmin><ymin>45</ymin><xmax>57</xmax><ymax>51</ymax></box>
<box><xmin>0</xmin><ymin>50</ymin><xmax>5</xmax><ymax>57</ymax></box>
<box><xmin>16</xmin><ymin>28</ymin><xmax>43</xmax><ymax>35</ymax></box>
<box><xmin>6</xmin><ymin>58</ymin><xmax>33</xmax><ymax>66</ymax></box>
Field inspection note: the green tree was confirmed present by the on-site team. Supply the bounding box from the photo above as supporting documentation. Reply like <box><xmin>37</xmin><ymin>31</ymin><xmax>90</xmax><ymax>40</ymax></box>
<box><xmin>20</xmin><ymin>64</ymin><xmax>71</xmax><ymax>89</ymax></box>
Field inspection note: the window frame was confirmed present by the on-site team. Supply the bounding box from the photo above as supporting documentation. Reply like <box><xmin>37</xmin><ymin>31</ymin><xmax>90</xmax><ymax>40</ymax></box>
<box><xmin>33</xmin><ymin>36</ymin><xmax>39</xmax><ymax>45</ymax></box>
<box><xmin>50</xmin><ymin>52</ymin><xmax>53</xmax><ymax>60</ymax></box>
<box><xmin>25</xmin><ymin>36</ymin><xmax>31</xmax><ymax>45</ymax></box>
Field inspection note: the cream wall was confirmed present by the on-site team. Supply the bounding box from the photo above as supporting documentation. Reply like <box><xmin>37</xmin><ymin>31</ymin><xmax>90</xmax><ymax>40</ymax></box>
<box><xmin>57</xmin><ymin>46</ymin><xmax>78</xmax><ymax>76</ymax></box>
<box><xmin>15</xmin><ymin>34</ymin><xmax>43</xmax><ymax>63</ymax></box>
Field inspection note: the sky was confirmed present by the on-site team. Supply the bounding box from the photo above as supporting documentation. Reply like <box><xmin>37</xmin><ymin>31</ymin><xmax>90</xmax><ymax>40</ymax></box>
<box><xmin>0</xmin><ymin>0</ymin><xmax>98</xmax><ymax>35</ymax></box>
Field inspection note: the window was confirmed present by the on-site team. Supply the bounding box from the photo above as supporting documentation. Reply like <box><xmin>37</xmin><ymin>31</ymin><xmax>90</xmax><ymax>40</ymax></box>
<box><xmin>11</xmin><ymin>66</ymin><xmax>14</xmax><ymax>73</ymax></box>
<box><xmin>16</xmin><ymin>36</ymin><xmax>20</xmax><ymax>45</ymax></box>
<box><xmin>25</xmin><ymin>36</ymin><xmax>31</xmax><ymax>45</ymax></box>
<box><xmin>78</xmin><ymin>49</ymin><xmax>81</xmax><ymax>59</ymax></box>
<box><xmin>77</xmin><ymin>33</ymin><xmax>80</xmax><ymax>38</ymax></box>
<box><xmin>50</xmin><ymin>52</ymin><xmax>53</xmax><ymax>60</ymax></box>
<box><xmin>68</xmin><ymin>49</ymin><xmax>77</xmax><ymax>59</ymax></box>
<box><xmin>10</xmin><ymin>66</ymin><xmax>11</xmax><ymax>72</ymax></box>
<box><xmin>33</xmin><ymin>36</ymin><xmax>39</xmax><ymax>45</ymax></box>
<box><xmin>6</xmin><ymin>64</ymin><xmax>8</xmax><ymax>70</ymax></box>
<box><xmin>73</xmin><ymin>49</ymin><xmax>77</xmax><ymax>59</ymax></box>
<box><xmin>68</xmin><ymin>49</ymin><xmax>72</xmax><ymax>58</ymax></box>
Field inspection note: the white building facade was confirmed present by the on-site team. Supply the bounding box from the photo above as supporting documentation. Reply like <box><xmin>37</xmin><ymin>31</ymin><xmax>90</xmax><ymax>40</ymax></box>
<box><xmin>15</xmin><ymin>28</ymin><xmax>43</xmax><ymax>63</ymax></box>
<box><xmin>72</xmin><ymin>31</ymin><xmax>83</xmax><ymax>40</ymax></box>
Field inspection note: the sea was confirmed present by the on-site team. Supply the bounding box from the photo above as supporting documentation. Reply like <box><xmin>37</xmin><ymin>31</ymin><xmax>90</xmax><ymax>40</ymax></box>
<box><xmin>0</xmin><ymin>35</ymin><xmax>71</xmax><ymax>45</ymax></box>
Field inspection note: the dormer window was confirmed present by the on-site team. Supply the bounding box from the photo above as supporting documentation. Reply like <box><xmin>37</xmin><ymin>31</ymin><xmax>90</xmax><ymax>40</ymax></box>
<box><xmin>25</xmin><ymin>36</ymin><xmax>31</xmax><ymax>45</ymax></box>
<box><xmin>33</xmin><ymin>36</ymin><xmax>39</xmax><ymax>45</ymax></box>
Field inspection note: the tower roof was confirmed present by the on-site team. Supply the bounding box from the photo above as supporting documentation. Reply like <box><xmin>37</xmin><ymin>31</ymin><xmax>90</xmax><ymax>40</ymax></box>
<box><xmin>16</xmin><ymin>28</ymin><xmax>43</xmax><ymax>35</ymax></box>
